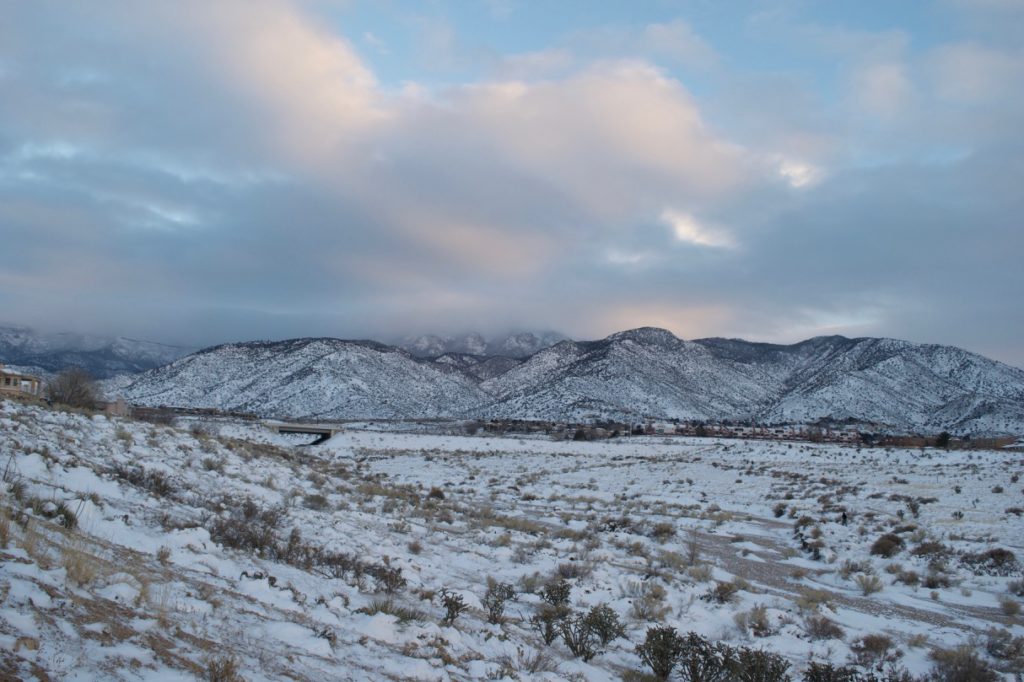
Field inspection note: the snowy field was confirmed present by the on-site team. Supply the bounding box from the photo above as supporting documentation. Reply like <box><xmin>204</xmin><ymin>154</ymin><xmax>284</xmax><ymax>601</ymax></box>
<box><xmin>1</xmin><ymin>398</ymin><xmax>1022</xmax><ymax>680</ymax></box>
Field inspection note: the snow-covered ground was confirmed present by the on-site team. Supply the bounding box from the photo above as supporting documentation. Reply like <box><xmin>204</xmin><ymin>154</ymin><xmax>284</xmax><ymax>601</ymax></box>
<box><xmin>1</xmin><ymin>398</ymin><xmax>1021</xmax><ymax>680</ymax></box>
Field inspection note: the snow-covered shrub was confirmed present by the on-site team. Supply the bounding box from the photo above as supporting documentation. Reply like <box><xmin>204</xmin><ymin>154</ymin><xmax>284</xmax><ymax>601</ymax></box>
<box><xmin>855</xmin><ymin>573</ymin><xmax>884</xmax><ymax>596</ymax></box>
<box><xmin>529</xmin><ymin>604</ymin><xmax>569</xmax><ymax>645</ymax></box>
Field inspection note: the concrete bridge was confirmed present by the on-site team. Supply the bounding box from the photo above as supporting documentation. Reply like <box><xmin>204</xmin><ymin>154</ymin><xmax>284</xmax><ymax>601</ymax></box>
<box><xmin>264</xmin><ymin>421</ymin><xmax>343</xmax><ymax>444</ymax></box>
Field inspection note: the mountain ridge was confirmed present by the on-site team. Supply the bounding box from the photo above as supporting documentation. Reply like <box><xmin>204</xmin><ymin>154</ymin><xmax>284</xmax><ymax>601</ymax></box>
<box><xmin>102</xmin><ymin>327</ymin><xmax>1024</xmax><ymax>435</ymax></box>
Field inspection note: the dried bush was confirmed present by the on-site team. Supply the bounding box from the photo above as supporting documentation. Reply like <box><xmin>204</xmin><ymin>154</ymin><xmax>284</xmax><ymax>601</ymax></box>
<box><xmin>649</xmin><ymin>521</ymin><xmax>676</xmax><ymax>542</ymax></box>
<box><xmin>208</xmin><ymin>500</ymin><xmax>282</xmax><ymax>556</ymax></box>
<box><xmin>804</xmin><ymin>614</ymin><xmax>844</xmax><ymax>641</ymax></box>
<box><xmin>357</xmin><ymin>598</ymin><xmax>426</xmax><ymax>623</ymax></box>
<box><xmin>205</xmin><ymin>656</ymin><xmax>244</xmax><ymax>682</ymax></box>
<box><xmin>928</xmin><ymin>646</ymin><xmax>998</xmax><ymax>682</ymax></box>
<box><xmin>870</xmin><ymin>533</ymin><xmax>903</xmax><ymax>558</ymax></box>
<box><xmin>985</xmin><ymin>628</ymin><xmax>1024</xmax><ymax>661</ymax></box>
<box><xmin>703</xmin><ymin>580</ymin><xmax>741</xmax><ymax>604</ymax></box>
<box><xmin>45</xmin><ymin>368</ymin><xmax>97</xmax><ymax>409</ymax></box>
<box><xmin>850</xmin><ymin>633</ymin><xmax>900</xmax><ymax>670</ymax></box>
<box><xmin>855</xmin><ymin>573</ymin><xmax>884</xmax><ymax>596</ymax></box>
<box><xmin>112</xmin><ymin>464</ymin><xmax>176</xmax><ymax>498</ymax></box>
<box><xmin>961</xmin><ymin>547</ymin><xmax>1019</xmax><ymax>576</ymax></box>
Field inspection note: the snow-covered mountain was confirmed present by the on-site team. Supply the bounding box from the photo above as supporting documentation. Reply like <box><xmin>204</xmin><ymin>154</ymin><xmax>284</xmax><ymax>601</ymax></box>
<box><xmin>110</xmin><ymin>327</ymin><xmax>1024</xmax><ymax>434</ymax></box>
<box><xmin>400</xmin><ymin>331</ymin><xmax>567</xmax><ymax>358</ymax></box>
<box><xmin>0</xmin><ymin>324</ymin><xmax>192</xmax><ymax>379</ymax></box>
<box><xmin>109</xmin><ymin>337</ymin><xmax>488</xmax><ymax>419</ymax></box>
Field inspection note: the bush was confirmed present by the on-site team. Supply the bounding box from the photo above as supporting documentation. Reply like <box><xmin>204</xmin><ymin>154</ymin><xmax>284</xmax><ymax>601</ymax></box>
<box><xmin>850</xmin><ymin>634</ymin><xmax>900</xmax><ymax>670</ymax></box>
<box><xmin>855</xmin><ymin>573</ymin><xmax>884</xmax><ymax>596</ymax></box>
<box><xmin>677</xmin><ymin>632</ymin><xmax>732</xmax><ymax>682</ymax></box>
<box><xmin>730</xmin><ymin>647</ymin><xmax>790</xmax><ymax>682</ymax></box>
<box><xmin>802</xmin><ymin>662</ymin><xmax>861</xmax><ymax>682</ymax></box>
<box><xmin>584</xmin><ymin>604</ymin><xmax>625</xmax><ymax>645</ymax></box>
<box><xmin>870</xmin><ymin>533</ymin><xmax>903</xmax><ymax>558</ymax></box>
<box><xmin>961</xmin><ymin>547</ymin><xmax>1019</xmax><ymax>576</ymax></box>
<box><xmin>560</xmin><ymin>612</ymin><xmax>600</xmax><ymax>661</ymax></box>
<box><xmin>46</xmin><ymin>368</ymin><xmax>98</xmax><ymax>409</ymax></box>
<box><xmin>205</xmin><ymin>656</ymin><xmax>243</xmax><ymax>682</ymax></box>
<box><xmin>804</xmin><ymin>615</ymin><xmax>844</xmax><ymax>641</ymax></box>
<box><xmin>928</xmin><ymin>646</ymin><xmax>998</xmax><ymax>682</ymax></box>
<box><xmin>703</xmin><ymin>581</ymin><xmax>741</xmax><ymax>604</ymax></box>
<box><xmin>984</xmin><ymin>628</ymin><xmax>1024</xmax><ymax>661</ymax></box>
<box><xmin>530</xmin><ymin>604</ymin><xmax>569</xmax><ymax>645</ymax></box>
<box><xmin>636</xmin><ymin>626</ymin><xmax>685</xmax><ymax>680</ymax></box>
<box><xmin>439</xmin><ymin>589</ymin><xmax>468</xmax><ymax>626</ymax></box>
<box><xmin>482</xmin><ymin>579</ymin><xmax>515</xmax><ymax>624</ymax></box>
<box><xmin>541</xmin><ymin>579</ymin><xmax>571</xmax><ymax>606</ymax></box>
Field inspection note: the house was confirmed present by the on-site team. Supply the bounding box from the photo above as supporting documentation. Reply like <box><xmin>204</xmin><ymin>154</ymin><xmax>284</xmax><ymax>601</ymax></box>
<box><xmin>0</xmin><ymin>363</ymin><xmax>42</xmax><ymax>398</ymax></box>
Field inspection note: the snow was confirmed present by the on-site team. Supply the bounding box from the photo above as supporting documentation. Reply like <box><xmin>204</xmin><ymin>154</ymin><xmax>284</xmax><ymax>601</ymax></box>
<box><xmin>1</xmin><ymin>397</ymin><xmax>1021</xmax><ymax>680</ymax></box>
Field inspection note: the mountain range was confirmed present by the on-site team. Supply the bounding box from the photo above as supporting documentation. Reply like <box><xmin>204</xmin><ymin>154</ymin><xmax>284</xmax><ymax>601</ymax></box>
<box><xmin>103</xmin><ymin>327</ymin><xmax>1024</xmax><ymax>435</ymax></box>
<box><xmin>0</xmin><ymin>324</ymin><xmax>192</xmax><ymax>379</ymax></box>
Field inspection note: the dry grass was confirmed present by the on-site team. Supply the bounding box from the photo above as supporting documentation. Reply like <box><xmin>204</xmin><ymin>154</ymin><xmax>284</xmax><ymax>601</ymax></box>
<box><xmin>62</xmin><ymin>539</ymin><xmax>101</xmax><ymax>586</ymax></box>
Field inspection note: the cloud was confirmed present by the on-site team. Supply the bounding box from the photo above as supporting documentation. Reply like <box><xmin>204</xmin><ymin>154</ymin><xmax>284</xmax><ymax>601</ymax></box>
<box><xmin>660</xmin><ymin>210</ymin><xmax>736</xmax><ymax>249</ymax></box>
<box><xmin>1</xmin><ymin>1</ymin><xmax>1023</xmax><ymax>367</ymax></box>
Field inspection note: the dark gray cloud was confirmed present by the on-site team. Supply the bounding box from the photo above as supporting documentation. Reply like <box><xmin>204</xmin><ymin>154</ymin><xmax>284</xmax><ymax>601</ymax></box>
<box><xmin>1</xmin><ymin>1</ymin><xmax>1022</xmax><ymax>367</ymax></box>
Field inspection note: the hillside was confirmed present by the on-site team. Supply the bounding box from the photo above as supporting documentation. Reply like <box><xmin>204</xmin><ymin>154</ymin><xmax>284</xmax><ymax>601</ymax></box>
<box><xmin>109</xmin><ymin>328</ymin><xmax>1024</xmax><ymax>434</ymax></box>
<box><xmin>1</xmin><ymin>398</ymin><xmax>1021</xmax><ymax>679</ymax></box>
<box><xmin>0</xmin><ymin>324</ymin><xmax>191</xmax><ymax>379</ymax></box>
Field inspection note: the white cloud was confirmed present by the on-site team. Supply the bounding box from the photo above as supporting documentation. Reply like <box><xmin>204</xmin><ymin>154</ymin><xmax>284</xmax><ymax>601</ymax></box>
<box><xmin>661</xmin><ymin>209</ymin><xmax>736</xmax><ymax>249</ymax></box>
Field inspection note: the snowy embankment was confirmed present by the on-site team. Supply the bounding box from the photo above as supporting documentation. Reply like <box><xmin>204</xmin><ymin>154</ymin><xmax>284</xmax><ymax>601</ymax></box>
<box><xmin>1</xmin><ymin>398</ymin><xmax>1022</xmax><ymax>680</ymax></box>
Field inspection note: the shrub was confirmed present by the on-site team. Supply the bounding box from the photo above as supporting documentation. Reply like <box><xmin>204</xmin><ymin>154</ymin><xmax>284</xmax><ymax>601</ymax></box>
<box><xmin>928</xmin><ymin>646</ymin><xmax>998</xmax><ymax>682</ymax></box>
<box><xmin>541</xmin><ymin>579</ymin><xmax>571</xmax><ymax>606</ymax></box>
<box><xmin>676</xmin><ymin>632</ymin><xmax>733</xmax><ymax>682</ymax></box>
<box><xmin>114</xmin><ymin>463</ymin><xmax>176</xmax><ymax>499</ymax></box>
<box><xmin>427</xmin><ymin>486</ymin><xmax>445</xmax><ymax>500</ymax></box>
<box><xmin>530</xmin><ymin>604</ymin><xmax>569</xmax><ymax>645</ymax></box>
<box><xmin>703</xmin><ymin>580</ymin><xmax>741</xmax><ymax>604</ymax></box>
<box><xmin>636</xmin><ymin>626</ymin><xmax>685</xmax><ymax>680</ymax></box>
<box><xmin>961</xmin><ymin>547</ymin><xmax>1019</xmax><ymax>576</ymax></box>
<box><xmin>559</xmin><ymin>612</ymin><xmax>600</xmax><ymax>661</ymax></box>
<box><xmin>46</xmin><ymin>368</ymin><xmax>98</xmax><ymax>409</ymax></box>
<box><xmin>482</xmin><ymin>579</ymin><xmax>515</xmax><ymax>624</ymax></box>
<box><xmin>730</xmin><ymin>647</ymin><xmax>790</xmax><ymax>682</ymax></box>
<box><xmin>208</xmin><ymin>500</ymin><xmax>282</xmax><ymax>556</ymax></box>
<box><xmin>631</xmin><ymin>581</ymin><xmax>669</xmax><ymax>621</ymax></box>
<box><xmin>855</xmin><ymin>573</ymin><xmax>884</xmax><ymax>596</ymax></box>
<box><xmin>205</xmin><ymin>656</ymin><xmax>243</xmax><ymax>682</ymax></box>
<box><xmin>850</xmin><ymin>633</ymin><xmax>900</xmax><ymax>670</ymax></box>
<box><xmin>999</xmin><ymin>596</ymin><xmax>1020</xmax><ymax>616</ymax></box>
<box><xmin>802</xmin><ymin>662</ymin><xmax>861</xmax><ymax>682</ymax></box>
<box><xmin>439</xmin><ymin>589</ymin><xmax>468</xmax><ymax>626</ymax></box>
<box><xmin>870</xmin><ymin>533</ymin><xmax>903</xmax><ymax>558</ymax></box>
<box><xmin>357</xmin><ymin>598</ymin><xmax>426</xmax><ymax>623</ymax></box>
<box><xmin>735</xmin><ymin>605</ymin><xmax>773</xmax><ymax>638</ymax></box>
<box><xmin>650</xmin><ymin>522</ymin><xmax>676</xmax><ymax>542</ymax></box>
<box><xmin>984</xmin><ymin>628</ymin><xmax>1024</xmax><ymax>661</ymax></box>
<box><xmin>583</xmin><ymin>604</ymin><xmax>625</xmax><ymax>645</ymax></box>
<box><xmin>804</xmin><ymin>615</ymin><xmax>844</xmax><ymax>641</ymax></box>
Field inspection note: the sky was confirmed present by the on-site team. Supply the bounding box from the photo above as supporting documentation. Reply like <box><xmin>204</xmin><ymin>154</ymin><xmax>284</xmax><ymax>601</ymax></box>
<box><xmin>1</xmin><ymin>1</ymin><xmax>1023</xmax><ymax>365</ymax></box>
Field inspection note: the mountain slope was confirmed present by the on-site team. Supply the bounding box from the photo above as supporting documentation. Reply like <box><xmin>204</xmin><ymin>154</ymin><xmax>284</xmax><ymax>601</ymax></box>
<box><xmin>401</xmin><ymin>331</ymin><xmax>566</xmax><ymax>358</ymax></box>
<box><xmin>111</xmin><ymin>328</ymin><xmax>1024</xmax><ymax>434</ymax></box>
<box><xmin>0</xmin><ymin>324</ymin><xmax>191</xmax><ymax>379</ymax></box>
<box><xmin>111</xmin><ymin>337</ymin><xmax>487</xmax><ymax>419</ymax></box>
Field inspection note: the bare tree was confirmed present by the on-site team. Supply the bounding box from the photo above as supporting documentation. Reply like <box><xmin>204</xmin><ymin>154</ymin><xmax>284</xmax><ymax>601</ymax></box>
<box><xmin>46</xmin><ymin>368</ymin><xmax>98</xmax><ymax>409</ymax></box>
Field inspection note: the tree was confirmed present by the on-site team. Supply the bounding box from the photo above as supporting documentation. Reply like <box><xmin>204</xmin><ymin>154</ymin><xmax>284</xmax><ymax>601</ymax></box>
<box><xmin>46</xmin><ymin>368</ymin><xmax>98</xmax><ymax>409</ymax></box>
<box><xmin>935</xmin><ymin>431</ymin><xmax>951</xmax><ymax>449</ymax></box>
